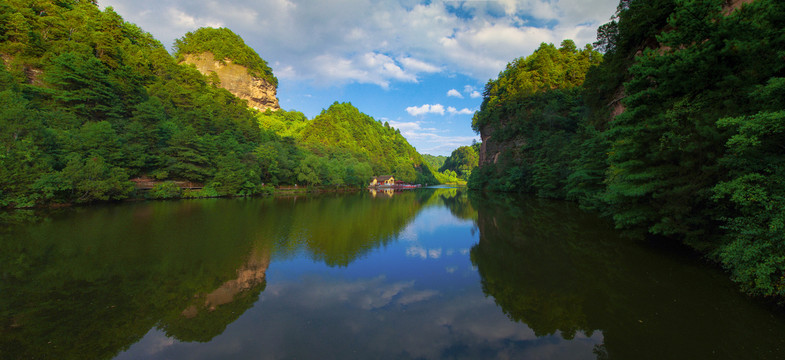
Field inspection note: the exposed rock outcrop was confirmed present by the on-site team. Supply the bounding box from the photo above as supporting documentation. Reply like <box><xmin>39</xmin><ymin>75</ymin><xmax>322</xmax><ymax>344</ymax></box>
<box><xmin>478</xmin><ymin>122</ymin><xmax>526</xmax><ymax>167</ymax></box>
<box><xmin>181</xmin><ymin>52</ymin><xmax>280</xmax><ymax>111</ymax></box>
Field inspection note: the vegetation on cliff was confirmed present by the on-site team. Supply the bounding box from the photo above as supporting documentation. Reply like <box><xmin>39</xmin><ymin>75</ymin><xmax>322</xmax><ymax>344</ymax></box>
<box><xmin>174</xmin><ymin>27</ymin><xmax>277</xmax><ymax>86</ymax></box>
<box><xmin>469</xmin><ymin>41</ymin><xmax>602</xmax><ymax>198</ymax></box>
<box><xmin>469</xmin><ymin>0</ymin><xmax>785</xmax><ymax>300</ymax></box>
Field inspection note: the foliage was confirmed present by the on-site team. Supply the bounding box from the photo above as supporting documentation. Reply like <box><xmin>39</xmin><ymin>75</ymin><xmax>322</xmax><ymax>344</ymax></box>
<box><xmin>471</xmin><ymin>0</ymin><xmax>785</xmax><ymax>300</ymax></box>
<box><xmin>148</xmin><ymin>181</ymin><xmax>182</xmax><ymax>199</ymax></box>
<box><xmin>421</xmin><ymin>153</ymin><xmax>447</xmax><ymax>170</ymax></box>
<box><xmin>439</xmin><ymin>143</ymin><xmax>479</xmax><ymax>180</ymax></box>
<box><xmin>173</xmin><ymin>27</ymin><xmax>277</xmax><ymax>86</ymax></box>
<box><xmin>0</xmin><ymin>1</ymin><xmax>438</xmax><ymax>208</ymax></box>
<box><xmin>297</xmin><ymin>102</ymin><xmax>437</xmax><ymax>184</ymax></box>
<box><xmin>712</xmin><ymin>78</ymin><xmax>785</xmax><ymax>298</ymax></box>
<box><xmin>472</xmin><ymin>40</ymin><xmax>602</xmax><ymax>131</ymax></box>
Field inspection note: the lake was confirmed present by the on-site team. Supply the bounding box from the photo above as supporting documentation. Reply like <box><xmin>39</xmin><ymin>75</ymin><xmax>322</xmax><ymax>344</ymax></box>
<box><xmin>1</xmin><ymin>188</ymin><xmax>784</xmax><ymax>359</ymax></box>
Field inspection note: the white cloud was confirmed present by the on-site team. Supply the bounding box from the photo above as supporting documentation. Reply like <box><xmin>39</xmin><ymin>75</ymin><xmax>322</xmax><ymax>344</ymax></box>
<box><xmin>388</xmin><ymin>121</ymin><xmax>438</xmax><ymax>133</ymax></box>
<box><xmin>399</xmin><ymin>56</ymin><xmax>442</xmax><ymax>74</ymax></box>
<box><xmin>406</xmin><ymin>104</ymin><xmax>446</xmax><ymax>116</ymax></box>
<box><xmin>463</xmin><ymin>85</ymin><xmax>482</xmax><ymax>98</ymax></box>
<box><xmin>447</xmin><ymin>89</ymin><xmax>463</xmax><ymax>98</ymax></box>
<box><xmin>448</xmin><ymin>107</ymin><xmax>474</xmax><ymax>115</ymax></box>
<box><xmin>99</xmin><ymin>0</ymin><xmax>619</xmax><ymax>87</ymax></box>
<box><xmin>406</xmin><ymin>246</ymin><xmax>427</xmax><ymax>259</ymax></box>
<box><xmin>406</xmin><ymin>104</ymin><xmax>472</xmax><ymax>117</ymax></box>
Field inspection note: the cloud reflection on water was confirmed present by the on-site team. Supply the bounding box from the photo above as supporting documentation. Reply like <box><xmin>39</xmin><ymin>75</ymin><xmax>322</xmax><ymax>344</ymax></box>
<box><xmin>120</xmin><ymin>273</ymin><xmax>602</xmax><ymax>360</ymax></box>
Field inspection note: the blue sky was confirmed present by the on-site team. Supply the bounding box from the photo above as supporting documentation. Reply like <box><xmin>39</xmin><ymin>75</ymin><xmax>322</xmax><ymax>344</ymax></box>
<box><xmin>99</xmin><ymin>0</ymin><xmax>619</xmax><ymax>155</ymax></box>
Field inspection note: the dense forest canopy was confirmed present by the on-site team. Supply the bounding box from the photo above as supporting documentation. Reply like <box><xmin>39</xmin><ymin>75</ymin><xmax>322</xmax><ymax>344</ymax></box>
<box><xmin>469</xmin><ymin>0</ymin><xmax>785</xmax><ymax>301</ymax></box>
<box><xmin>173</xmin><ymin>27</ymin><xmax>277</xmax><ymax>86</ymax></box>
<box><xmin>421</xmin><ymin>154</ymin><xmax>447</xmax><ymax>170</ymax></box>
<box><xmin>0</xmin><ymin>0</ymin><xmax>436</xmax><ymax>208</ymax></box>
<box><xmin>256</xmin><ymin>102</ymin><xmax>438</xmax><ymax>185</ymax></box>
<box><xmin>472</xmin><ymin>40</ymin><xmax>603</xmax><ymax>131</ymax></box>
<box><xmin>439</xmin><ymin>143</ymin><xmax>479</xmax><ymax>181</ymax></box>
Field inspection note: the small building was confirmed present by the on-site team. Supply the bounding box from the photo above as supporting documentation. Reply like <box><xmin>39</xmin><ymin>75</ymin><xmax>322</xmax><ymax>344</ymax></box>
<box><xmin>370</xmin><ymin>175</ymin><xmax>395</xmax><ymax>186</ymax></box>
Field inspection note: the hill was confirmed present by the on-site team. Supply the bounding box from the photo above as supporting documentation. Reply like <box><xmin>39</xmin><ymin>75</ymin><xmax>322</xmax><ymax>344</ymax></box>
<box><xmin>421</xmin><ymin>154</ymin><xmax>447</xmax><ymax>170</ymax></box>
<box><xmin>0</xmin><ymin>1</ymin><xmax>436</xmax><ymax>208</ymax></box>
<box><xmin>468</xmin><ymin>0</ymin><xmax>785</xmax><ymax>301</ymax></box>
<box><xmin>259</xmin><ymin>102</ymin><xmax>438</xmax><ymax>184</ymax></box>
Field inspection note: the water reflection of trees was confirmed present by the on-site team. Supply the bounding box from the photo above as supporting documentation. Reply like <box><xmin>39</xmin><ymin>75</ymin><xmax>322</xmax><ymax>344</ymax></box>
<box><xmin>0</xmin><ymin>191</ymin><xmax>441</xmax><ymax>359</ymax></box>
<box><xmin>0</xmin><ymin>201</ymin><xmax>273</xmax><ymax>359</ymax></box>
<box><xmin>416</xmin><ymin>187</ymin><xmax>477</xmax><ymax>221</ymax></box>
<box><xmin>258</xmin><ymin>191</ymin><xmax>427</xmax><ymax>266</ymax></box>
<box><xmin>470</xmin><ymin>193</ymin><xmax>785</xmax><ymax>360</ymax></box>
<box><xmin>470</xmin><ymin>194</ymin><xmax>602</xmax><ymax>340</ymax></box>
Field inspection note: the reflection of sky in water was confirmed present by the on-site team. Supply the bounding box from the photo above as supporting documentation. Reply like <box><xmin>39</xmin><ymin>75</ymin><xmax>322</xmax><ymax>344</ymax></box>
<box><xmin>115</xmin><ymin>202</ymin><xmax>602</xmax><ymax>359</ymax></box>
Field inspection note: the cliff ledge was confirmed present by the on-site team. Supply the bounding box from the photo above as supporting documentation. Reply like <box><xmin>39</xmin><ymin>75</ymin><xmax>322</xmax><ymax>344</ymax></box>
<box><xmin>182</xmin><ymin>52</ymin><xmax>280</xmax><ymax>111</ymax></box>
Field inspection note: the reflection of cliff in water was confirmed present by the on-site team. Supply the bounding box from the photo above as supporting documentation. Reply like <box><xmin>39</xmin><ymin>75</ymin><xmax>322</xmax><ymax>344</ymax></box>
<box><xmin>162</xmin><ymin>248</ymin><xmax>271</xmax><ymax>343</ymax></box>
<box><xmin>182</xmin><ymin>248</ymin><xmax>270</xmax><ymax>318</ymax></box>
<box><xmin>0</xmin><ymin>200</ymin><xmax>274</xmax><ymax>359</ymax></box>
<box><xmin>470</xmin><ymin>193</ymin><xmax>785</xmax><ymax>360</ymax></box>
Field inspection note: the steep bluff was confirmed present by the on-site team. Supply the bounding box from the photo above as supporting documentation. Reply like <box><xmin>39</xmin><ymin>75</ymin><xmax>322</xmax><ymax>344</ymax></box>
<box><xmin>181</xmin><ymin>52</ymin><xmax>280</xmax><ymax>111</ymax></box>
<box><xmin>478</xmin><ymin>121</ymin><xmax>526</xmax><ymax>167</ymax></box>
<box><xmin>477</xmin><ymin>0</ymin><xmax>756</xmax><ymax>168</ymax></box>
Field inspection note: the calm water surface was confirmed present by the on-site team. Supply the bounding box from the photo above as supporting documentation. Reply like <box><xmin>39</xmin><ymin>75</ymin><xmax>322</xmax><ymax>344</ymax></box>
<box><xmin>1</xmin><ymin>188</ymin><xmax>784</xmax><ymax>359</ymax></box>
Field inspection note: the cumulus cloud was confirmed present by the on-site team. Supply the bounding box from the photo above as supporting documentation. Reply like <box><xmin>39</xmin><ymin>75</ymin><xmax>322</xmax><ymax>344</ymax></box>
<box><xmin>448</xmin><ymin>106</ymin><xmax>474</xmax><ymax>115</ymax></box>
<box><xmin>406</xmin><ymin>104</ymin><xmax>472</xmax><ymax>116</ymax></box>
<box><xmin>463</xmin><ymin>85</ymin><xmax>482</xmax><ymax>98</ymax></box>
<box><xmin>447</xmin><ymin>89</ymin><xmax>463</xmax><ymax>98</ymax></box>
<box><xmin>406</xmin><ymin>104</ymin><xmax>446</xmax><ymax>116</ymax></box>
<box><xmin>390</xmin><ymin>118</ymin><xmax>478</xmax><ymax>155</ymax></box>
<box><xmin>100</xmin><ymin>0</ymin><xmax>618</xmax><ymax>86</ymax></box>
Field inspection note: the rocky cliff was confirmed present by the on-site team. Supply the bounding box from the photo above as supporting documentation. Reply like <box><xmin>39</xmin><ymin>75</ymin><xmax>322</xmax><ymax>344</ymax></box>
<box><xmin>182</xmin><ymin>52</ymin><xmax>280</xmax><ymax>111</ymax></box>
<box><xmin>478</xmin><ymin>121</ymin><xmax>527</xmax><ymax>167</ymax></box>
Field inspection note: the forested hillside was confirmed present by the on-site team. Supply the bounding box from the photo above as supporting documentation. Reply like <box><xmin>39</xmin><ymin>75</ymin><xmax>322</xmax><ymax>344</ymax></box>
<box><xmin>470</xmin><ymin>40</ymin><xmax>603</xmax><ymax>197</ymax></box>
<box><xmin>421</xmin><ymin>154</ymin><xmax>447</xmax><ymax>170</ymax></box>
<box><xmin>439</xmin><ymin>143</ymin><xmax>479</xmax><ymax>181</ymax></box>
<box><xmin>257</xmin><ymin>102</ymin><xmax>438</xmax><ymax>185</ymax></box>
<box><xmin>0</xmin><ymin>0</ymin><xmax>435</xmax><ymax>208</ymax></box>
<box><xmin>469</xmin><ymin>0</ymin><xmax>785</xmax><ymax>301</ymax></box>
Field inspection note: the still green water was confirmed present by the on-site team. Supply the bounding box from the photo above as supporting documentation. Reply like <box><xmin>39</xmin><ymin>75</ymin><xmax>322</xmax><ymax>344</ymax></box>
<box><xmin>1</xmin><ymin>188</ymin><xmax>784</xmax><ymax>359</ymax></box>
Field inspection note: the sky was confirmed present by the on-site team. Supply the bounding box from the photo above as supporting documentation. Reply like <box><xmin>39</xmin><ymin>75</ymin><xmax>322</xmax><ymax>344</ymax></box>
<box><xmin>98</xmin><ymin>0</ymin><xmax>619</xmax><ymax>156</ymax></box>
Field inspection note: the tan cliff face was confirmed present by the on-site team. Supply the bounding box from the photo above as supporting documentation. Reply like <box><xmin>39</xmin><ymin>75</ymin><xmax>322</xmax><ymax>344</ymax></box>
<box><xmin>478</xmin><ymin>121</ymin><xmax>527</xmax><ymax>167</ymax></box>
<box><xmin>181</xmin><ymin>52</ymin><xmax>280</xmax><ymax>111</ymax></box>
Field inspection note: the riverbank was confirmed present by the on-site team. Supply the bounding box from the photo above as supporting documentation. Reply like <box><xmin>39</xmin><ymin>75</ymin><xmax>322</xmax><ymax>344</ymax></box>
<box><xmin>0</xmin><ymin>184</ymin><xmax>372</xmax><ymax>211</ymax></box>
